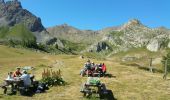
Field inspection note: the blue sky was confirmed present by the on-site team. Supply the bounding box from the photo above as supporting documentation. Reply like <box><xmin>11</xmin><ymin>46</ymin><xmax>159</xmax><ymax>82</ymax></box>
<box><xmin>21</xmin><ymin>0</ymin><xmax>170</xmax><ymax>30</ymax></box>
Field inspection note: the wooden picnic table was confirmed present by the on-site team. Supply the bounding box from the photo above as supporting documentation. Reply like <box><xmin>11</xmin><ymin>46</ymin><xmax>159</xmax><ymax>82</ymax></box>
<box><xmin>80</xmin><ymin>77</ymin><xmax>108</xmax><ymax>98</ymax></box>
<box><xmin>5</xmin><ymin>79</ymin><xmax>22</xmax><ymax>84</ymax></box>
<box><xmin>2</xmin><ymin>78</ymin><xmax>24</xmax><ymax>94</ymax></box>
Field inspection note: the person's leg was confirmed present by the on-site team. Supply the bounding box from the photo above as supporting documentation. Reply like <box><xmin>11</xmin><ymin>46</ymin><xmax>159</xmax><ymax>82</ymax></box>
<box><xmin>1</xmin><ymin>82</ymin><xmax>9</xmax><ymax>94</ymax></box>
<box><xmin>11</xmin><ymin>83</ymin><xmax>15</xmax><ymax>93</ymax></box>
<box><xmin>1</xmin><ymin>86</ymin><xmax>7</xmax><ymax>94</ymax></box>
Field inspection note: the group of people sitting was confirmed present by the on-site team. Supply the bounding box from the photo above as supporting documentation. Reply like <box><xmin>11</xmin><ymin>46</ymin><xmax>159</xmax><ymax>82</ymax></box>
<box><xmin>1</xmin><ymin>67</ymin><xmax>49</xmax><ymax>95</ymax></box>
<box><xmin>80</xmin><ymin>60</ymin><xmax>107</xmax><ymax>77</ymax></box>
<box><xmin>1</xmin><ymin>67</ymin><xmax>34</xmax><ymax>94</ymax></box>
<box><xmin>6</xmin><ymin>67</ymin><xmax>33</xmax><ymax>87</ymax></box>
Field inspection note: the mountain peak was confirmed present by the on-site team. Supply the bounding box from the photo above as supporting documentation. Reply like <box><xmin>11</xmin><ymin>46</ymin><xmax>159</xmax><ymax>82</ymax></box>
<box><xmin>127</xmin><ymin>19</ymin><xmax>141</xmax><ymax>26</ymax></box>
<box><xmin>120</xmin><ymin>19</ymin><xmax>142</xmax><ymax>30</ymax></box>
<box><xmin>59</xmin><ymin>23</ymin><xmax>70</xmax><ymax>27</ymax></box>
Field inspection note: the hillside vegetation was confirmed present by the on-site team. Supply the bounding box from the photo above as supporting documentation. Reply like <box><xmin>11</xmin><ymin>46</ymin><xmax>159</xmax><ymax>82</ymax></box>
<box><xmin>0</xmin><ymin>24</ymin><xmax>36</xmax><ymax>47</ymax></box>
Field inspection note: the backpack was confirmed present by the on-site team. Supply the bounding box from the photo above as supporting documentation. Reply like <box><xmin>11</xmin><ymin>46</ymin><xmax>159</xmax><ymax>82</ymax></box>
<box><xmin>36</xmin><ymin>83</ymin><xmax>49</xmax><ymax>93</ymax></box>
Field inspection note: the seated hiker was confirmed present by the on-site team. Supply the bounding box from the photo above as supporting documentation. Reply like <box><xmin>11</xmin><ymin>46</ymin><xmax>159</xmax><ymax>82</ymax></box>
<box><xmin>13</xmin><ymin>67</ymin><xmax>22</xmax><ymax>77</ymax></box>
<box><xmin>91</xmin><ymin>62</ymin><xmax>95</xmax><ymax>71</ymax></box>
<box><xmin>98</xmin><ymin>63</ymin><xmax>103</xmax><ymax>72</ymax></box>
<box><xmin>86</xmin><ymin>61</ymin><xmax>94</xmax><ymax>76</ymax></box>
<box><xmin>1</xmin><ymin>72</ymin><xmax>14</xmax><ymax>94</ymax></box>
<box><xmin>86</xmin><ymin>60</ymin><xmax>92</xmax><ymax>70</ymax></box>
<box><xmin>99</xmin><ymin>63</ymin><xmax>102</xmax><ymax>68</ymax></box>
<box><xmin>102</xmin><ymin>63</ymin><xmax>107</xmax><ymax>75</ymax></box>
<box><xmin>6</xmin><ymin>72</ymin><xmax>14</xmax><ymax>80</ymax></box>
<box><xmin>1</xmin><ymin>72</ymin><xmax>15</xmax><ymax>94</ymax></box>
<box><xmin>80</xmin><ymin>63</ymin><xmax>87</xmax><ymax>76</ymax></box>
<box><xmin>20</xmin><ymin>70</ymin><xmax>31</xmax><ymax>87</ymax></box>
<box><xmin>94</xmin><ymin>64</ymin><xmax>99</xmax><ymax>72</ymax></box>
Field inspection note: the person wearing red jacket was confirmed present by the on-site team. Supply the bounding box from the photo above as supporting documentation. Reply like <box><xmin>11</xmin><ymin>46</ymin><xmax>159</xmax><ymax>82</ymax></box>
<box><xmin>13</xmin><ymin>67</ymin><xmax>22</xmax><ymax>77</ymax></box>
<box><xmin>102</xmin><ymin>63</ymin><xmax>106</xmax><ymax>76</ymax></box>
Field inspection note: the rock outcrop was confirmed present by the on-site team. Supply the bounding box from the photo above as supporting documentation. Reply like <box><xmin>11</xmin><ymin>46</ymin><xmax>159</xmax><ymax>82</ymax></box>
<box><xmin>0</xmin><ymin>0</ymin><xmax>53</xmax><ymax>44</ymax></box>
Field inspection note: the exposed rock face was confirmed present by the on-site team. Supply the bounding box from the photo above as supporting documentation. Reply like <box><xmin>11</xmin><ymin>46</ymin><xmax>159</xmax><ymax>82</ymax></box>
<box><xmin>0</xmin><ymin>0</ymin><xmax>44</xmax><ymax>31</ymax></box>
<box><xmin>0</xmin><ymin>0</ymin><xmax>53</xmax><ymax>44</ymax></box>
<box><xmin>85</xmin><ymin>19</ymin><xmax>170</xmax><ymax>54</ymax></box>
<box><xmin>96</xmin><ymin>42</ymin><xmax>109</xmax><ymax>52</ymax></box>
<box><xmin>147</xmin><ymin>39</ymin><xmax>159</xmax><ymax>52</ymax></box>
<box><xmin>85</xmin><ymin>41</ymin><xmax>109</xmax><ymax>52</ymax></box>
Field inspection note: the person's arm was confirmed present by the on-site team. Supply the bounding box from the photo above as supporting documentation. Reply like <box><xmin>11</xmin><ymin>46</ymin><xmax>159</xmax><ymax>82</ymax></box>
<box><xmin>12</xmin><ymin>72</ymin><xmax>16</xmax><ymax>77</ymax></box>
<box><xmin>19</xmin><ymin>72</ymin><xmax>22</xmax><ymax>76</ymax></box>
<box><xmin>20</xmin><ymin>74</ymin><xmax>25</xmax><ymax>79</ymax></box>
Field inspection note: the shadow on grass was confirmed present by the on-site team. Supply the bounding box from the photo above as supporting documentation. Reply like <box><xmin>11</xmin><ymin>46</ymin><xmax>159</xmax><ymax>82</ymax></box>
<box><xmin>105</xmin><ymin>90</ymin><xmax>117</xmax><ymax>100</ymax></box>
<box><xmin>0</xmin><ymin>94</ymin><xmax>3</xmax><ymax>98</ymax></box>
<box><xmin>85</xmin><ymin>89</ymin><xmax>117</xmax><ymax>100</ymax></box>
<box><xmin>104</xmin><ymin>74</ymin><xmax>116</xmax><ymax>78</ymax></box>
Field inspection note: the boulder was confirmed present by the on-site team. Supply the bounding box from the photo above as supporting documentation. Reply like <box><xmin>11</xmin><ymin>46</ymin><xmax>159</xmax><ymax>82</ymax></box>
<box><xmin>146</xmin><ymin>39</ymin><xmax>159</xmax><ymax>52</ymax></box>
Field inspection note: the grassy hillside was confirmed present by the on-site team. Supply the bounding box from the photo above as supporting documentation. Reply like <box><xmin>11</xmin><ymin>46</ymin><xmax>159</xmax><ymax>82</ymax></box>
<box><xmin>60</xmin><ymin>39</ymin><xmax>88</xmax><ymax>53</ymax></box>
<box><xmin>0</xmin><ymin>24</ymin><xmax>36</xmax><ymax>47</ymax></box>
<box><xmin>0</xmin><ymin>45</ymin><xmax>170</xmax><ymax>100</ymax></box>
<box><xmin>0</xmin><ymin>26</ymin><xmax>9</xmax><ymax>38</ymax></box>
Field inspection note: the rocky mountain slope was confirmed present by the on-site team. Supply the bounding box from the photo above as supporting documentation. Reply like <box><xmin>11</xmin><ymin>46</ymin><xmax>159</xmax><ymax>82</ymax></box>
<box><xmin>96</xmin><ymin>19</ymin><xmax>170</xmax><ymax>53</ymax></box>
<box><xmin>0</xmin><ymin>0</ymin><xmax>53</xmax><ymax>44</ymax></box>
<box><xmin>47</xmin><ymin>19</ymin><xmax>170</xmax><ymax>56</ymax></box>
<box><xmin>47</xmin><ymin>24</ymin><xmax>101</xmax><ymax>44</ymax></box>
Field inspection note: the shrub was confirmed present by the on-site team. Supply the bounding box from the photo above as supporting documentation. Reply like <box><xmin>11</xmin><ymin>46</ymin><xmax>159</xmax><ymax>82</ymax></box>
<box><xmin>41</xmin><ymin>68</ymin><xmax>65</xmax><ymax>86</ymax></box>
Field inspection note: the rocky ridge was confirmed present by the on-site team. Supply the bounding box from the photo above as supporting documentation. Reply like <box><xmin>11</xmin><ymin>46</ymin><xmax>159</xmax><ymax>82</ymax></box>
<box><xmin>0</xmin><ymin>0</ymin><xmax>54</xmax><ymax>44</ymax></box>
<box><xmin>47</xmin><ymin>19</ymin><xmax>170</xmax><ymax>55</ymax></box>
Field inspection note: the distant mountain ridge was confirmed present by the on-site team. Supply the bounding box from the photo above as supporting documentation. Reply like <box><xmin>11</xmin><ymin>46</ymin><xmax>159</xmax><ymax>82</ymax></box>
<box><xmin>47</xmin><ymin>24</ymin><xmax>101</xmax><ymax>44</ymax></box>
<box><xmin>47</xmin><ymin>19</ymin><xmax>170</xmax><ymax>56</ymax></box>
